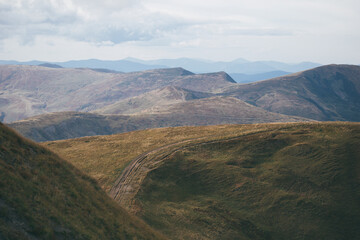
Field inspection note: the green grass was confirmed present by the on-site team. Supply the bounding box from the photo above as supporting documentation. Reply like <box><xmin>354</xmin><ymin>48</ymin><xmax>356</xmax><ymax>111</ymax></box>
<box><xmin>134</xmin><ymin>122</ymin><xmax>360</xmax><ymax>239</ymax></box>
<box><xmin>0</xmin><ymin>123</ymin><xmax>165</xmax><ymax>240</ymax></box>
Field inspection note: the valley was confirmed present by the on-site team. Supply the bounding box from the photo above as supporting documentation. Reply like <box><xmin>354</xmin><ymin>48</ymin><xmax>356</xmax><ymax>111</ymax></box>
<box><xmin>1</xmin><ymin>61</ymin><xmax>359</xmax><ymax>239</ymax></box>
<box><xmin>1</xmin><ymin>1</ymin><xmax>358</xmax><ymax>239</ymax></box>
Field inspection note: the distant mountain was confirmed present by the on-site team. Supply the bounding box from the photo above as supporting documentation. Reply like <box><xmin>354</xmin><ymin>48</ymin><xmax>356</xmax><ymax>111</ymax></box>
<box><xmin>0</xmin><ymin>122</ymin><xmax>164</xmax><ymax>239</ymax></box>
<box><xmin>0</xmin><ymin>65</ymin><xmax>235</xmax><ymax>122</ymax></box>
<box><xmin>38</xmin><ymin>62</ymin><xmax>63</xmax><ymax>68</ymax></box>
<box><xmin>124</xmin><ymin>58</ymin><xmax>320</xmax><ymax>74</ymax></box>
<box><xmin>2</xmin><ymin>64</ymin><xmax>360</xmax><ymax>142</ymax></box>
<box><xmin>222</xmin><ymin>64</ymin><xmax>360</xmax><ymax>121</ymax></box>
<box><xmin>257</xmin><ymin>61</ymin><xmax>322</xmax><ymax>72</ymax></box>
<box><xmin>229</xmin><ymin>71</ymin><xmax>291</xmax><ymax>83</ymax></box>
<box><xmin>8</xmin><ymin>98</ymin><xmax>308</xmax><ymax>142</ymax></box>
<box><xmin>57</xmin><ymin>59</ymin><xmax>167</xmax><ymax>72</ymax></box>
<box><xmin>94</xmin><ymin>86</ymin><xmax>214</xmax><ymax>115</ymax></box>
<box><xmin>0</xmin><ymin>58</ymin><xmax>321</xmax><ymax>74</ymax></box>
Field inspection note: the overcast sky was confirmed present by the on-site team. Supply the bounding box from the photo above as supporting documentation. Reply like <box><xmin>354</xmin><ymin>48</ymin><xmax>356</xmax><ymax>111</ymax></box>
<box><xmin>0</xmin><ymin>0</ymin><xmax>359</xmax><ymax>64</ymax></box>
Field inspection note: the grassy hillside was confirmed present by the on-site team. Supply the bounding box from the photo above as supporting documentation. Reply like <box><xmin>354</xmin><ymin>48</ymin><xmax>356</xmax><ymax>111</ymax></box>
<box><xmin>0</xmin><ymin>123</ymin><xmax>165</xmax><ymax>240</ymax></box>
<box><xmin>43</xmin><ymin>124</ymin><xmax>258</xmax><ymax>192</ymax></box>
<box><xmin>44</xmin><ymin>122</ymin><xmax>360</xmax><ymax>239</ymax></box>
<box><xmin>134</xmin><ymin>122</ymin><xmax>360</xmax><ymax>239</ymax></box>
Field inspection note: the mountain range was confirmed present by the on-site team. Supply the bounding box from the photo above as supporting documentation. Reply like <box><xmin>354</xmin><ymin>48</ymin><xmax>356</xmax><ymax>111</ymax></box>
<box><xmin>0</xmin><ymin>65</ymin><xmax>235</xmax><ymax>123</ymax></box>
<box><xmin>3</xmin><ymin>64</ymin><xmax>360</xmax><ymax>142</ymax></box>
<box><xmin>1</xmin><ymin>56</ymin><xmax>360</xmax><ymax>239</ymax></box>
<box><xmin>0</xmin><ymin>58</ymin><xmax>321</xmax><ymax>82</ymax></box>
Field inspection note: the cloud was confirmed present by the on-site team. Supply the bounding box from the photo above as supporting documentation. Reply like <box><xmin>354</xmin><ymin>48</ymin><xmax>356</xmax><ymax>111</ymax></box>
<box><xmin>0</xmin><ymin>0</ymin><xmax>359</xmax><ymax>63</ymax></box>
<box><xmin>0</xmin><ymin>0</ymin><xmax>296</xmax><ymax>45</ymax></box>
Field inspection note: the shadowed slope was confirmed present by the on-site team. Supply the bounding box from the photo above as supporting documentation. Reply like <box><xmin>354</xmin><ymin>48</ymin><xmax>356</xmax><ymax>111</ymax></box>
<box><xmin>222</xmin><ymin>64</ymin><xmax>360</xmax><ymax>121</ymax></box>
<box><xmin>0</xmin><ymin>123</ymin><xmax>165</xmax><ymax>240</ymax></box>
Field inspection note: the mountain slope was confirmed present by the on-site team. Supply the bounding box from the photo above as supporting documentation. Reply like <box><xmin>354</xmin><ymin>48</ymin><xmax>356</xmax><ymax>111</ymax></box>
<box><xmin>44</xmin><ymin>122</ymin><xmax>360</xmax><ymax>240</ymax></box>
<box><xmin>94</xmin><ymin>86</ymin><xmax>214</xmax><ymax>115</ymax></box>
<box><xmin>0</xmin><ymin>65</ymin><xmax>235</xmax><ymax>122</ymax></box>
<box><xmin>9</xmin><ymin>97</ymin><xmax>309</xmax><ymax>142</ymax></box>
<box><xmin>114</xmin><ymin>123</ymin><xmax>360</xmax><ymax>239</ymax></box>
<box><xmin>229</xmin><ymin>71</ymin><xmax>291</xmax><ymax>83</ymax></box>
<box><xmin>0</xmin><ymin>123</ymin><xmax>165</xmax><ymax>239</ymax></box>
<box><xmin>222</xmin><ymin>64</ymin><xmax>360</xmax><ymax>121</ymax></box>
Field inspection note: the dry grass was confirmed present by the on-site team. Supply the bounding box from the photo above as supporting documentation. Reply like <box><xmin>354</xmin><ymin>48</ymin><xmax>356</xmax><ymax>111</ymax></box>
<box><xmin>43</xmin><ymin>122</ymin><xmax>360</xmax><ymax>239</ymax></box>
<box><xmin>43</xmin><ymin>124</ymin><xmax>273</xmax><ymax>191</ymax></box>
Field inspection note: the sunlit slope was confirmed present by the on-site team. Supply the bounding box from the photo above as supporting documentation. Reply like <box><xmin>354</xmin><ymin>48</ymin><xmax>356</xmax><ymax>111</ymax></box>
<box><xmin>0</xmin><ymin>123</ymin><xmax>165</xmax><ymax>240</ymax></box>
<box><xmin>133</xmin><ymin>122</ymin><xmax>360</xmax><ymax>239</ymax></box>
<box><xmin>44</xmin><ymin>124</ymin><xmax>260</xmax><ymax>191</ymax></box>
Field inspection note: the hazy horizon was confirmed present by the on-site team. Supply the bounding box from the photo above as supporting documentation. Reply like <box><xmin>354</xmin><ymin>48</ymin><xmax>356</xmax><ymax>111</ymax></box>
<box><xmin>1</xmin><ymin>0</ymin><xmax>359</xmax><ymax>65</ymax></box>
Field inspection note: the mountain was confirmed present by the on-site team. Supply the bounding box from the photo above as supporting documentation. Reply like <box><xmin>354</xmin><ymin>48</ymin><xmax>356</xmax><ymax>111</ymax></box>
<box><xmin>94</xmin><ymin>86</ymin><xmax>214</xmax><ymax>115</ymax></box>
<box><xmin>0</xmin><ymin>65</ymin><xmax>235</xmax><ymax>122</ymax></box>
<box><xmin>229</xmin><ymin>71</ymin><xmax>291</xmax><ymax>83</ymax></box>
<box><xmin>44</xmin><ymin>122</ymin><xmax>360</xmax><ymax>239</ymax></box>
<box><xmin>257</xmin><ymin>61</ymin><xmax>322</xmax><ymax>72</ymax></box>
<box><xmin>0</xmin><ymin>123</ymin><xmax>165</xmax><ymax>239</ymax></box>
<box><xmin>57</xmin><ymin>59</ymin><xmax>167</xmax><ymax>72</ymax></box>
<box><xmin>38</xmin><ymin>63</ymin><xmax>63</xmax><ymax>68</ymax></box>
<box><xmin>0</xmin><ymin>58</ymin><xmax>321</xmax><ymax>74</ymax></box>
<box><xmin>8</xmin><ymin>97</ymin><xmax>308</xmax><ymax>142</ymax></box>
<box><xmin>222</xmin><ymin>64</ymin><xmax>360</xmax><ymax>121</ymax></box>
<box><xmin>123</xmin><ymin>58</ymin><xmax>320</xmax><ymax>74</ymax></box>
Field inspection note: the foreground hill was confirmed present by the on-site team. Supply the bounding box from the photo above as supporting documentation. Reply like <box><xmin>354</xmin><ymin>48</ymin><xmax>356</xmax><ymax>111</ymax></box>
<box><xmin>44</xmin><ymin>122</ymin><xmax>360</xmax><ymax>239</ymax></box>
<box><xmin>222</xmin><ymin>64</ymin><xmax>360</xmax><ymax>121</ymax></box>
<box><xmin>9</xmin><ymin>98</ymin><xmax>308</xmax><ymax>142</ymax></box>
<box><xmin>0</xmin><ymin>65</ymin><xmax>235</xmax><ymax>122</ymax></box>
<box><xmin>0</xmin><ymin>123</ymin><xmax>165</xmax><ymax>239</ymax></box>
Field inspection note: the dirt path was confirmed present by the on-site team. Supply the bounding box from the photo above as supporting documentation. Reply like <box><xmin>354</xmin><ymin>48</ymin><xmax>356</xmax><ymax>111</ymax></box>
<box><xmin>109</xmin><ymin>126</ymin><xmax>283</xmax><ymax>213</ymax></box>
<box><xmin>109</xmin><ymin>137</ymin><xmax>208</xmax><ymax>212</ymax></box>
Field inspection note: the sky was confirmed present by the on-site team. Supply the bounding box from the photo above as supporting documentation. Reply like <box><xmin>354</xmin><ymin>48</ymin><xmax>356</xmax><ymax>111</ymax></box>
<box><xmin>0</xmin><ymin>0</ymin><xmax>359</xmax><ymax>64</ymax></box>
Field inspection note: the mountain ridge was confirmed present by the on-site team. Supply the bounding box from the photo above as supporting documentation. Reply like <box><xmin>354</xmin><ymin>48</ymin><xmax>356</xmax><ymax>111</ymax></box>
<box><xmin>0</xmin><ymin>58</ymin><xmax>321</xmax><ymax>74</ymax></box>
<box><xmin>222</xmin><ymin>64</ymin><xmax>360</xmax><ymax>121</ymax></box>
<box><xmin>0</xmin><ymin>65</ymin><xmax>235</xmax><ymax>122</ymax></box>
<box><xmin>8</xmin><ymin>96</ymin><xmax>309</xmax><ymax>142</ymax></box>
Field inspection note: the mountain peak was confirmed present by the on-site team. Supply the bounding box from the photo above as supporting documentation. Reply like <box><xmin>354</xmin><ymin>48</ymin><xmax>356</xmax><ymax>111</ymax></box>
<box><xmin>38</xmin><ymin>63</ymin><xmax>63</xmax><ymax>68</ymax></box>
